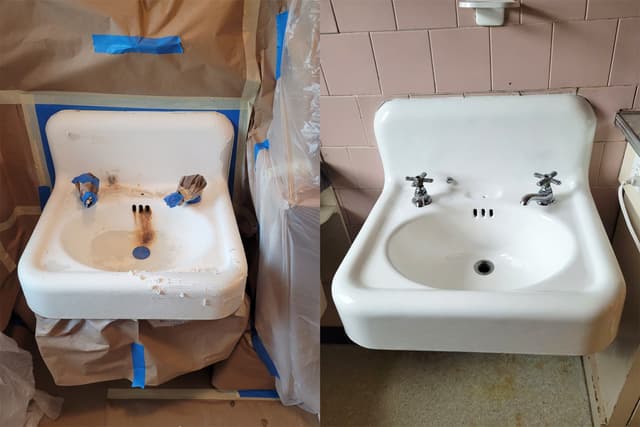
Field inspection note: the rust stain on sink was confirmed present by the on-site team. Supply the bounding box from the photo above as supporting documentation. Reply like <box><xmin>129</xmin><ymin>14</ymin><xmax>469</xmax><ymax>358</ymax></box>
<box><xmin>133</xmin><ymin>205</ymin><xmax>155</xmax><ymax>245</ymax></box>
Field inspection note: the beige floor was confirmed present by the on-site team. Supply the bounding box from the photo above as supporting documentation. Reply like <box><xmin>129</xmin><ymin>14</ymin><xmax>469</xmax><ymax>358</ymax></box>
<box><xmin>321</xmin><ymin>344</ymin><xmax>593</xmax><ymax>427</ymax></box>
<box><xmin>25</xmin><ymin>334</ymin><xmax>318</xmax><ymax>427</ymax></box>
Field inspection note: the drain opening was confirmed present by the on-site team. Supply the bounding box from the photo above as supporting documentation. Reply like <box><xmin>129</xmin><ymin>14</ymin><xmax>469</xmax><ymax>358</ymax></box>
<box><xmin>474</xmin><ymin>260</ymin><xmax>494</xmax><ymax>275</ymax></box>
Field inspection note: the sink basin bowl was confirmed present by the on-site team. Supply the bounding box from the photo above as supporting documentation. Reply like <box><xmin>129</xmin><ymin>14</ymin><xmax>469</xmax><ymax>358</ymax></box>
<box><xmin>387</xmin><ymin>204</ymin><xmax>576</xmax><ymax>291</ymax></box>
<box><xmin>332</xmin><ymin>94</ymin><xmax>625</xmax><ymax>355</ymax></box>
<box><xmin>18</xmin><ymin>110</ymin><xmax>247</xmax><ymax>320</ymax></box>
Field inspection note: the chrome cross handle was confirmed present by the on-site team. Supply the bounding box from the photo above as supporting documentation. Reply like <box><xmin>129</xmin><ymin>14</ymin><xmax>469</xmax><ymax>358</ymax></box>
<box><xmin>405</xmin><ymin>172</ymin><xmax>434</xmax><ymax>188</ymax></box>
<box><xmin>534</xmin><ymin>171</ymin><xmax>561</xmax><ymax>189</ymax></box>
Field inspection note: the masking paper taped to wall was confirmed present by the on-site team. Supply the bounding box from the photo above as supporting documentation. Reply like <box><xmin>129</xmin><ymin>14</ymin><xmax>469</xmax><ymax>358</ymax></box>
<box><xmin>35</xmin><ymin>297</ymin><xmax>249</xmax><ymax>386</ymax></box>
<box><xmin>250</xmin><ymin>0</ymin><xmax>320</xmax><ymax>414</ymax></box>
<box><xmin>0</xmin><ymin>104</ymin><xmax>41</xmax><ymax>332</ymax></box>
<box><xmin>0</xmin><ymin>0</ymin><xmax>258</xmax><ymax>97</ymax></box>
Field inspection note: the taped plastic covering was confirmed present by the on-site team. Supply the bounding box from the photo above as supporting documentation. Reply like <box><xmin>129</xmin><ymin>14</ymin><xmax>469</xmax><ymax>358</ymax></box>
<box><xmin>0</xmin><ymin>332</ymin><xmax>63</xmax><ymax>426</ymax></box>
<box><xmin>250</xmin><ymin>0</ymin><xmax>320</xmax><ymax>414</ymax></box>
<box><xmin>35</xmin><ymin>296</ymin><xmax>249</xmax><ymax>387</ymax></box>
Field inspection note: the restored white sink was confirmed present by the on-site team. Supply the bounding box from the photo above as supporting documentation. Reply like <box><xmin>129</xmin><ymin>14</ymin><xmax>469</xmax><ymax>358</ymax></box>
<box><xmin>387</xmin><ymin>204</ymin><xmax>576</xmax><ymax>291</ymax></box>
<box><xmin>332</xmin><ymin>94</ymin><xmax>625</xmax><ymax>355</ymax></box>
<box><xmin>18</xmin><ymin>110</ymin><xmax>247</xmax><ymax>320</ymax></box>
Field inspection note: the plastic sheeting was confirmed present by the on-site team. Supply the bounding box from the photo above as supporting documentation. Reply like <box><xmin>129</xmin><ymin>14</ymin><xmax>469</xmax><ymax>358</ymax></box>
<box><xmin>0</xmin><ymin>333</ymin><xmax>63</xmax><ymax>427</ymax></box>
<box><xmin>251</xmin><ymin>0</ymin><xmax>320</xmax><ymax>414</ymax></box>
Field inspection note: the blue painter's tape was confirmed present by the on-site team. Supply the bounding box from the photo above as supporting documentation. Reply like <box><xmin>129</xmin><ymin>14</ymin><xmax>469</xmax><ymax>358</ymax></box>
<box><xmin>38</xmin><ymin>186</ymin><xmax>51</xmax><ymax>210</ymax></box>
<box><xmin>71</xmin><ymin>173</ymin><xmax>100</xmax><ymax>188</ymax></box>
<box><xmin>185</xmin><ymin>195</ymin><xmax>202</xmax><ymax>204</ymax></box>
<box><xmin>254</xmin><ymin>139</ymin><xmax>270</xmax><ymax>162</ymax></box>
<box><xmin>93</xmin><ymin>35</ymin><xmax>183</xmax><ymax>55</ymax></box>
<box><xmin>163</xmin><ymin>191</ymin><xmax>184</xmax><ymax>208</ymax></box>
<box><xmin>275</xmin><ymin>11</ymin><xmax>289</xmax><ymax>79</ymax></box>
<box><xmin>251</xmin><ymin>329</ymin><xmax>279</xmax><ymax>378</ymax></box>
<box><xmin>238</xmin><ymin>389</ymin><xmax>279</xmax><ymax>399</ymax></box>
<box><xmin>130</xmin><ymin>343</ymin><xmax>146</xmax><ymax>389</ymax></box>
<box><xmin>34</xmin><ymin>105</ymin><xmax>240</xmax><ymax>196</ymax></box>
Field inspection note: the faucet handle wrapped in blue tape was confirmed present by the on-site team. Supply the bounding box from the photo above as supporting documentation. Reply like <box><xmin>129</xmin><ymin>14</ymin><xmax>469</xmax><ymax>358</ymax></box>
<box><xmin>71</xmin><ymin>173</ymin><xmax>100</xmax><ymax>208</ymax></box>
<box><xmin>164</xmin><ymin>174</ymin><xmax>207</xmax><ymax>208</ymax></box>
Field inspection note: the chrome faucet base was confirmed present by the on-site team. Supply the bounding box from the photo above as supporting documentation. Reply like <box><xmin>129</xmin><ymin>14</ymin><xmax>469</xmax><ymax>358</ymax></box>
<box><xmin>413</xmin><ymin>195</ymin><xmax>432</xmax><ymax>208</ymax></box>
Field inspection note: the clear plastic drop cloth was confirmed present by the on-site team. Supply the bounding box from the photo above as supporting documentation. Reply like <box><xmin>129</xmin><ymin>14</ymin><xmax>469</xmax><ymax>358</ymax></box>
<box><xmin>252</xmin><ymin>0</ymin><xmax>320</xmax><ymax>415</ymax></box>
<box><xmin>0</xmin><ymin>333</ymin><xmax>63</xmax><ymax>427</ymax></box>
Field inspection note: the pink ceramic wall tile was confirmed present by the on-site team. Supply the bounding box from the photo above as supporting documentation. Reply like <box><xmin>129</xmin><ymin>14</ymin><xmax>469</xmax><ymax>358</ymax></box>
<box><xmin>610</xmin><ymin>18</ymin><xmax>640</xmax><ymax>85</ymax></box>
<box><xmin>331</xmin><ymin>0</ymin><xmax>396</xmax><ymax>32</ymax></box>
<box><xmin>320</xmin><ymin>0</ymin><xmax>338</xmax><ymax>33</ymax></box>
<box><xmin>578</xmin><ymin>86</ymin><xmax>636</xmax><ymax>140</ymax></box>
<box><xmin>371</xmin><ymin>31</ymin><xmax>435</xmax><ymax>95</ymax></box>
<box><xmin>457</xmin><ymin>2</ymin><xmax>520</xmax><ymax>26</ymax></box>
<box><xmin>550</xmin><ymin>20</ymin><xmax>617</xmax><ymax>88</ymax></box>
<box><xmin>491</xmin><ymin>23</ymin><xmax>552</xmax><ymax>91</ymax></box>
<box><xmin>357</xmin><ymin>95</ymin><xmax>395</xmax><ymax>145</ymax></box>
<box><xmin>430</xmin><ymin>27</ymin><xmax>490</xmax><ymax>93</ymax></box>
<box><xmin>394</xmin><ymin>0</ymin><xmax>457</xmax><ymax>29</ymax></box>
<box><xmin>589</xmin><ymin>142</ymin><xmax>604</xmax><ymax>185</ymax></box>
<box><xmin>320</xmin><ymin>96</ymin><xmax>368</xmax><ymax>147</ymax></box>
<box><xmin>591</xmin><ymin>186</ymin><xmax>620</xmax><ymax>238</ymax></box>
<box><xmin>599</xmin><ymin>141</ymin><xmax>627</xmax><ymax>186</ymax></box>
<box><xmin>321</xmin><ymin>147</ymin><xmax>359</xmax><ymax>188</ymax></box>
<box><xmin>348</xmin><ymin>147</ymin><xmax>385</xmax><ymax>188</ymax></box>
<box><xmin>321</xmin><ymin>33</ymin><xmax>381</xmax><ymax>95</ymax></box>
<box><xmin>335</xmin><ymin>188</ymin><xmax>382</xmax><ymax>224</ymax></box>
<box><xmin>587</xmin><ymin>0</ymin><xmax>640</xmax><ymax>19</ymax></box>
<box><xmin>521</xmin><ymin>0</ymin><xmax>586</xmax><ymax>23</ymax></box>
<box><xmin>320</xmin><ymin>66</ymin><xmax>329</xmax><ymax>96</ymax></box>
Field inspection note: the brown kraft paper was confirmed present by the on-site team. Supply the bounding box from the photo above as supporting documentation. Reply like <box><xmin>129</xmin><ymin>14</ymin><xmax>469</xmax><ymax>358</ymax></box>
<box><xmin>0</xmin><ymin>0</ymin><xmax>252</xmax><ymax>97</ymax></box>
<box><xmin>0</xmin><ymin>104</ymin><xmax>40</xmax><ymax>332</ymax></box>
<box><xmin>35</xmin><ymin>296</ymin><xmax>250</xmax><ymax>386</ymax></box>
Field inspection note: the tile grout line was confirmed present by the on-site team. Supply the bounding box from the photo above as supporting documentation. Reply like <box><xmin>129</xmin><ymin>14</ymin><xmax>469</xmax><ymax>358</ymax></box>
<box><xmin>547</xmin><ymin>22</ymin><xmax>555</xmax><ymax>89</ymax></box>
<box><xmin>606</xmin><ymin>19</ymin><xmax>621</xmax><ymax>87</ymax></box>
<box><xmin>368</xmin><ymin>32</ymin><xmax>383</xmax><ymax>95</ymax></box>
<box><xmin>488</xmin><ymin>27</ymin><xmax>493</xmax><ymax>91</ymax></box>
<box><xmin>454</xmin><ymin>0</ymin><xmax>459</xmax><ymax>27</ymax></box>
<box><xmin>320</xmin><ymin>64</ymin><xmax>330</xmax><ymax>96</ymax></box>
<box><xmin>328</xmin><ymin>0</ymin><xmax>340</xmax><ymax>33</ymax></box>
<box><xmin>584</xmin><ymin>0</ymin><xmax>589</xmax><ymax>20</ymax></box>
<box><xmin>390</xmin><ymin>0</ymin><xmax>399</xmax><ymax>30</ymax></box>
<box><xmin>427</xmin><ymin>30</ymin><xmax>438</xmax><ymax>94</ymax></box>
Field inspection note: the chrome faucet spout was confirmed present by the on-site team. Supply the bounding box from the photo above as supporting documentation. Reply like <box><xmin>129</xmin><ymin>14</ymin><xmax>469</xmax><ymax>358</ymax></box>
<box><xmin>520</xmin><ymin>192</ymin><xmax>554</xmax><ymax>206</ymax></box>
<box><xmin>521</xmin><ymin>171</ymin><xmax>560</xmax><ymax>206</ymax></box>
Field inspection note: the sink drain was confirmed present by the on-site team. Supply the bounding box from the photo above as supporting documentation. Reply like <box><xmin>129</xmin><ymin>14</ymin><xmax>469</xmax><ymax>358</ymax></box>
<box><xmin>474</xmin><ymin>260</ymin><xmax>494</xmax><ymax>276</ymax></box>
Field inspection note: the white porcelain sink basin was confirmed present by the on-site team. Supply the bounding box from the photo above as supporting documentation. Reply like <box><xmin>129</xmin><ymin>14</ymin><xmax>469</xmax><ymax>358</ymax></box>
<box><xmin>332</xmin><ymin>94</ymin><xmax>625</xmax><ymax>355</ymax></box>
<box><xmin>387</xmin><ymin>204</ymin><xmax>576</xmax><ymax>291</ymax></box>
<box><xmin>18</xmin><ymin>110</ymin><xmax>247</xmax><ymax>320</ymax></box>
